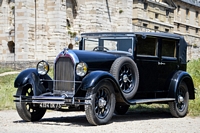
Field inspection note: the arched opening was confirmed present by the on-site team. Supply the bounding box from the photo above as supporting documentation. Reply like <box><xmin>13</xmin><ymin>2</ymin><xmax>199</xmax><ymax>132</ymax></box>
<box><xmin>7</xmin><ymin>41</ymin><xmax>15</xmax><ymax>53</ymax></box>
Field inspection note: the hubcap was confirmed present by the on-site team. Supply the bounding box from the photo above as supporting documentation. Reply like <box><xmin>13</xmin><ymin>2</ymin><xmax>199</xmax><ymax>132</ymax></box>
<box><xmin>98</xmin><ymin>97</ymin><xmax>107</xmax><ymax>108</ymax></box>
<box><xmin>123</xmin><ymin>74</ymin><xmax>128</xmax><ymax>83</ymax></box>
<box><xmin>178</xmin><ymin>95</ymin><xmax>184</xmax><ymax>103</ymax></box>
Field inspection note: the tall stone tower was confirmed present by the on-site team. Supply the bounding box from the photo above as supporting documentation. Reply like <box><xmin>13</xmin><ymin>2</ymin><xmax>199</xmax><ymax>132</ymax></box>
<box><xmin>14</xmin><ymin>0</ymin><xmax>68</xmax><ymax>61</ymax></box>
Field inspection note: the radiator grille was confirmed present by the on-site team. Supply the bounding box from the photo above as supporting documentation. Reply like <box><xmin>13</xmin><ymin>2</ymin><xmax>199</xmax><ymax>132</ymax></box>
<box><xmin>54</xmin><ymin>57</ymin><xmax>75</xmax><ymax>95</ymax></box>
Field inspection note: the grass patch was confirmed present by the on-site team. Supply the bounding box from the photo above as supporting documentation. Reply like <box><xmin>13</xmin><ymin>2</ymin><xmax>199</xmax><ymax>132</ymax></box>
<box><xmin>0</xmin><ymin>74</ymin><xmax>17</xmax><ymax>110</ymax></box>
<box><xmin>187</xmin><ymin>59</ymin><xmax>200</xmax><ymax>116</ymax></box>
<box><xmin>0</xmin><ymin>67</ymin><xmax>14</xmax><ymax>74</ymax></box>
<box><xmin>129</xmin><ymin>104</ymin><xmax>169</xmax><ymax>114</ymax></box>
<box><xmin>0</xmin><ymin>67</ymin><xmax>53</xmax><ymax>110</ymax></box>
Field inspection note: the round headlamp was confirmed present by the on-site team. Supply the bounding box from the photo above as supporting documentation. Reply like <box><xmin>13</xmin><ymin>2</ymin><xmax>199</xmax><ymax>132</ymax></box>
<box><xmin>76</xmin><ymin>62</ymin><xmax>88</xmax><ymax>77</ymax></box>
<box><xmin>37</xmin><ymin>60</ymin><xmax>49</xmax><ymax>75</ymax></box>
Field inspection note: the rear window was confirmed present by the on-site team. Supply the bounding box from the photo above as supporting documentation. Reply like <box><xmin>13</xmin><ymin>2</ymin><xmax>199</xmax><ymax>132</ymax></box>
<box><xmin>137</xmin><ymin>37</ymin><xmax>158</xmax><ymax>56</ymax></box>
<box><xmin>161</xmin><ymin>39</ymin><xmax>177</xmax><ymax>58</ymax></box>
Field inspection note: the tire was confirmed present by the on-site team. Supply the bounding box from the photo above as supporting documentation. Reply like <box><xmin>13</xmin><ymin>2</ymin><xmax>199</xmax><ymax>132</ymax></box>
<box><xmin>169</xmin><ymin>82</ymin><xmax>189</xmax><ymax>117</ymax></box>
<box><xmin>110</xmin><ymin>57</ymin><xmax>139</xmax><ymax>100</ymax></box>
<box><xmin>16</xmin><ymin>84</ymin><xmax>46</xmax><ymax>122</ymax></box>
<box><xmin>85</xmin><ymin>80</ymin><xmax>116</xmax><ymax>125</ymax></box>
<box><xmin>114</xmin><ymin>105</ymin><xmax>130</xmax><ymax>115</ymax></box>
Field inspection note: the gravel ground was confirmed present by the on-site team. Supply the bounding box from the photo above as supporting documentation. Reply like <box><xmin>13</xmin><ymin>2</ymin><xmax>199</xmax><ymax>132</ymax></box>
<box><xmin>1</xmin><ymin>110</ymin><xmax>200</xmax><ymax>133</ymax></box>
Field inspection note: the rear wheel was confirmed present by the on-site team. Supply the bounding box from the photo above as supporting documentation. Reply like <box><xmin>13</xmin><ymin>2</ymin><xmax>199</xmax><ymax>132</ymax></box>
<box><xmin>169</xmin><ymin>82</ymin><xmax>189</xmax><ymax>117</ymax></box>
<box><xmin>85</xmin><ymin>80</ymin><xmax>116</xmax><ymax>125</ymax></box>
<box><xmin>16</xmin><ymin>84</ymin><xmax>46</xmax><ymax>122</ymax></box>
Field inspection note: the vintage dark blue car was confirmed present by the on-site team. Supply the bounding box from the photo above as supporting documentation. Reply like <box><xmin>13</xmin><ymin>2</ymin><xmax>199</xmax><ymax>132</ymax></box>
<box><xmin>14</xmin><ymin>32</ymin><xmax>195</xmax><ymax>125</ymax></box>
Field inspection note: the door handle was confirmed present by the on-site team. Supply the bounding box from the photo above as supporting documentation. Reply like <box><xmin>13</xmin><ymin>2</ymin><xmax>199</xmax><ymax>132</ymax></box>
<box><xmin>158</xmin><ymin>62</ymin><xmax>166</xmax><ymax>65</ymax></box>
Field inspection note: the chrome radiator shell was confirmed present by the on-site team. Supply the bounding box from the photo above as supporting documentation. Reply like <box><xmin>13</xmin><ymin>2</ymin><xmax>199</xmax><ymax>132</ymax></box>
<box><xmin>54</xmin><ymin>57</ymin><xmax>75</xmax><ymax>96</ymax></box>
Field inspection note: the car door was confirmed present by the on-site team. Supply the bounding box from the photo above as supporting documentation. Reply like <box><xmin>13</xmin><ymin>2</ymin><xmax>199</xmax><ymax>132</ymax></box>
<box><xmin>158</xmin><ymin>38</ymin><xmax>179</xmax><ymax>93</ymax></box>
<box><xmin>136</xmin><ymin>36</ymin><xmax>160</xmax><ymax>92</ymax></box>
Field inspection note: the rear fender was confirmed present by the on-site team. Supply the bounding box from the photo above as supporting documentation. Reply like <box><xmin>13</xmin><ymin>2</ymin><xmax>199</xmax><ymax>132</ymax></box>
<box><xmin>168</xmin><ymin>71</ymin><xmax>195</xmax><ymax>99</ymax></box>
<box><xmin>14</xmin><ymin>68</ymin><xmax>53</xmax><ymax>96</ymax></box>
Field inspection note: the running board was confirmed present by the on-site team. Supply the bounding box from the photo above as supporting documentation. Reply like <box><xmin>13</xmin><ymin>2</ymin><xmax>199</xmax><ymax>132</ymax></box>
<box><xmin>128</xmin><ymin>98</ymin><xmax>175</xmax><ymax>105</ymax></box>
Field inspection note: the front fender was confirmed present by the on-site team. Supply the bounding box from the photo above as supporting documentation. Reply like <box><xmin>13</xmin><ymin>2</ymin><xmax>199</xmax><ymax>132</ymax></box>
<box><xmin>168</xmin><ymin>70</ymin><xmax>195</xmax><ymax>99</ymax></box>
<box><xmin>81</xmin><ymin>71</ymin><xmax>118</xmax><ymax>91</ymax></box>
<box><xmin>14</xmin><ymin>68</ymin><xmax>38</xmax><ymax>88</ymax></box>
<box><xmin>14</xmin><ymin>68</ymin><xmax>53</xmax><ymax>96</ymax></box>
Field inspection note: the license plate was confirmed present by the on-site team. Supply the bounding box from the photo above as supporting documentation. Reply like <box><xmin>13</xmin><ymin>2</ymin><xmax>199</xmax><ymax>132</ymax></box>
<box><xmin>39</xmin><ymin>103</ymin><xmax>61</xmax><ymax>109</ymax></box>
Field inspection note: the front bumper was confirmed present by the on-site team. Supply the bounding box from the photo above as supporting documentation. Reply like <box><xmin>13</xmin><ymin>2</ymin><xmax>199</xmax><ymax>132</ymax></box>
<box><xmin>13</xmin><ymin>94</ymin><xmax>91</xmax><ymax>106</ymax></box>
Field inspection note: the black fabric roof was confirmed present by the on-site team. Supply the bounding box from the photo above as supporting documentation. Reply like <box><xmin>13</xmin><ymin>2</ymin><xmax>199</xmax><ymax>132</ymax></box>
<box><xmin>81</xmin><ymin>32</ymin><xmax>188</xmax><ymax>64</ymax></box>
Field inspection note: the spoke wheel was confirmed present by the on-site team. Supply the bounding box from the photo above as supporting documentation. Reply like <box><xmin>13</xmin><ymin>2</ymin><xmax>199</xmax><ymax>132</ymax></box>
<box><xmin>16</xmin><ymin>84</ymin><xmax>46</xmax><ymax>122</ymax></box>
<box><xmin>85</xmin><ymin>80</ymin><xmax>115</xmax><ymax>125</ymax></box>
<box><xmin>169</xmin><ymin>82</ymin><xmax>189</xmax><ymax>117</ymax></box>
<box><xmin>119</xmin><ymin>64</ymin><xmax>134</xmax><ymax>93</ymax></box>
<box><xmin>110</xmin><ymin>57</ymin><xmax>139</xmax><ymax>99</ymax></box>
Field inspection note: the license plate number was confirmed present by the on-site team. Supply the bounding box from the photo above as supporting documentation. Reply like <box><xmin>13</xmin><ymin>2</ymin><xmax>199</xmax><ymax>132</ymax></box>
<box><xmin>39</xmin><ymin>103</ymin><xmax>61</xmax><ymax>109</ymax></box>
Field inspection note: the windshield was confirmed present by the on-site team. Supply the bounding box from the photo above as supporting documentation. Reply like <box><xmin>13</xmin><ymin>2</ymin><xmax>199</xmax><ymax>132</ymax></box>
<box><xmin>83</xmin><ymin>37</ymin><xmax>134</xmax><ymax>54</ymax></box>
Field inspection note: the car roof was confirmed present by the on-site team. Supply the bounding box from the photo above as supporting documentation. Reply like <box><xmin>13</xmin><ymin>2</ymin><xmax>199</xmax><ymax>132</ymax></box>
<box><xmin>81</xmin><ymin>32</ymin><xmax>183</xmax><ymax>39</ymax></box>
<box><xmin>81</xmin><ymin>32</ymin><xmax>188</xmax><ymax>64</ymax></box>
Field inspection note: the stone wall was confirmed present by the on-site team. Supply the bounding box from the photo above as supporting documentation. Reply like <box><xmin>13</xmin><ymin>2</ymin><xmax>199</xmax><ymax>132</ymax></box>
<box><xmin>74</xmin><ymin>0</ymin><xmax>133</xmax><ymax>33</ymax></box>
<box><xmin>0</xmin><ymin>0</ymin><xmax>15</xmax><ymax>62</ymax></box>
<box><xmin>1</xmin><ymin>0</ymin><xmax>200</xmax><ymax>66</ymax></box>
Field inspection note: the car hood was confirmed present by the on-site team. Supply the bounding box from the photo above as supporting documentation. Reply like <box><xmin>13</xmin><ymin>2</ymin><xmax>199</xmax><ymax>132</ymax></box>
<box><xmin>72</xmin><ymin>50</ymin><xmax>120</xmax><ymax>71</ymax></box>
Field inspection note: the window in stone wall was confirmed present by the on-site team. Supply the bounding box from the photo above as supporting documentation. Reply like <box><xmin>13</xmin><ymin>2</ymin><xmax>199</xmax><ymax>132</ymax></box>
<box><xmin>155</xmin><ymin>13</ymin><xmax>159</xmax><ymax>19</ymax></box>
<box><xmin>154</xmin><ymin>26</ymin><xmax>159</xmax><ymax>31</ymax></box>
<box><xmin>66</xmin><ymin>19</ymin><xmax>71</xmax><ymax>27</ymax></box>
<box><xmin>177</xmin><ymin>6</ymin><xmax>180</xmax><ymax>13</ymax></box>
<box><xmin>7</xmin><ymin>41</ymin><xmax>15</xmax><ymax>53</ymax></box>
<box><xmin>186</xmin><ymin>8</ymin><xmax>189</xmax><ymax>17</ymax></box>
<box><xmin>196</xmin><ymin>11</ymin><xmax>199</xmax><ymax>19</ymax></box>
<box><xmin>186</xmin><ymin>26</ymin><xmax>189</xmax><ymax>32</ymax></box>
<box><xmin>144</xmin><ymin>3</ymin><xmax>148</xmax><ymax>10</ymax></box>
<box><xmin>166</xmin><ymin>10</ymin><xmax>169</xmax><ymax>16</ymax></box>
<box><xmin>143</xmin><ymin>23</ymin><xmax>148</xmax><ymax>28</ymax></box>
<box><xmin>165</xmin><ymin>29</ymin><xmax>169</xmax><ymax>32</ymax></box>
<box><xmin>177</xmin><ymin>23</ymin><xmax>180</xmax><ymax>30</ymax></box>
<box><xmin>196</xmin><ymin>28</ymin><xmax>199</xmax><ymax>34</ymax></box>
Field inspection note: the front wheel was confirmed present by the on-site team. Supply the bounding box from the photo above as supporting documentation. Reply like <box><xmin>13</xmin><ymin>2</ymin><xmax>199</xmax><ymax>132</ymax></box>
<box><xmin>85</xmin><ymin>80</ymin><xmax>116</xmax><ymax>125</ymax></box>
<box><xmin>16</xmin><ymin>84</ymin><xmax>46</xmax><ymax>122</ymax></box>
<box><xmin>169</xmin><ymin>82</ymin><xmax>189</xmax><ymax>117</ymax></box>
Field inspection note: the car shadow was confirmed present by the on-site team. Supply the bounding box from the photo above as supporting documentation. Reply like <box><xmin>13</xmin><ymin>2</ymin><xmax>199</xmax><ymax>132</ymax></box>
<box><xmin>112</xmin><ymin>110</ymin><xmax>173</xmax><ymax>123</ymax></box>
<box><xmin>13</xmin><ymin>110</ymin><xmax>174</xmax><ymax>126</ymax></box>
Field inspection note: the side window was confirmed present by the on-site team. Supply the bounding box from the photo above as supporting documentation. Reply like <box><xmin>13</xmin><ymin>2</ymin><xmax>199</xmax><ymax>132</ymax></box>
<box><xmin>84</xmin><ymin>38</ymin><xmax>99</xmax><ymax>51</ymax></box>
<box><xmin>161</xmin><ymin>39</ymin><xmax>177</xmax><ymax>58</ymax></box>
<box><xmin>103</xmin><ymin>40</ymin><xmax>117</xmax><ymax>50</ymax></box>
<box><xmin>137</xmin><ymin>37</ymin><xmax>158</xmax><ymax>56</ymax></box>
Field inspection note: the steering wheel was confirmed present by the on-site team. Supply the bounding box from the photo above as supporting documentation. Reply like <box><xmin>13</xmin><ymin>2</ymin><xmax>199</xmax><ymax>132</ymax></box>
<box><xmin>93</xmin><ymin>46</ymin><xmax>109</xmax><ymax>51</ymax></box>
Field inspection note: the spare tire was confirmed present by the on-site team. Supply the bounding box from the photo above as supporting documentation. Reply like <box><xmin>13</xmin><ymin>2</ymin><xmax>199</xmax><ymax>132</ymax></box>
<box><xmin>110</xmin><ymin>57</ymin><xmax>139</xmax><ymax>100</ymax></box>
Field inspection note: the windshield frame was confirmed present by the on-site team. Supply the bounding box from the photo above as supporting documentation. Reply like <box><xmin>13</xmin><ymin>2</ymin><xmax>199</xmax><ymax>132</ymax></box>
<box><xmin>82</xmin><ymin>36</ymin><xmax>135</xmax><ymax>55</ymax></box>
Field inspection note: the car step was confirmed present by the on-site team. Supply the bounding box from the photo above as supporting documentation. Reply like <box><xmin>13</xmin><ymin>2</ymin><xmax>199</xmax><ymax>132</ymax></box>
<box><xmin>128</xmin><ymin>98</ymin><xmax>175</xmax><ymax>104</ymax></box>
